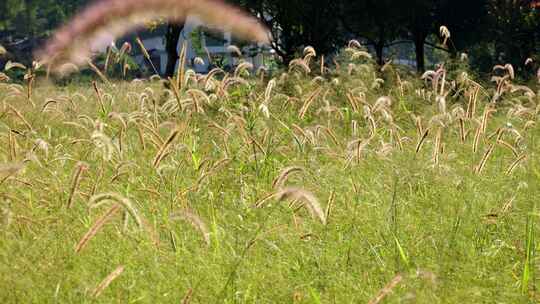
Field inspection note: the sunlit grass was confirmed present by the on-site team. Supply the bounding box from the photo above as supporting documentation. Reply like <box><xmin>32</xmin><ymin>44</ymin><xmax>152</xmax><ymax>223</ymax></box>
<box><xmin>0</xmin><ymin>46</ymin><xmax>539</xmax><ymax>302</ymax></box>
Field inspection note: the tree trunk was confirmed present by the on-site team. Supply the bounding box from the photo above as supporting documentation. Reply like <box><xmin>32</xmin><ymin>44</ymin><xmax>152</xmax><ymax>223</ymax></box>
<box><xmin>375</xmin><ymin>24</ymin><xmax>386</xmax><ymax>67</ymax></box>
<box><xmin>375</xmin><ymin>41</ymin><xmax>384</xmax><ymax>66</ymax></box>
<box><xmin>414</xmin><ymin>33</ymin><xmax>426</xmax><ymax>73</ymax></box>
<box><xmin>281</xmin><ymin>53</ymin><xmax>294</xmax><ymax>66</ymax></box>
<box><xmin>272</xmin><ymin>43</ymin><xmax>293</xmax><ymax>66</ymax></box>
<box><xmin>25</xmin><ymin>0</ymin><xmax>37</xmax><ymax>55</ymax></box>
<box><xmin>165</xmin><ymin>22</ymin><xmax>184</xmax><ymax>77</ymax></box>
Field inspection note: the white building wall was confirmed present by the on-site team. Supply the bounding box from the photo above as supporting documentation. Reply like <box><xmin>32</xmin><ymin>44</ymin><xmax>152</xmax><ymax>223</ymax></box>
<box><xmin>137</xmin><ymin>15</ymin><xmax>268</xmax><ymax>75</ymax></box>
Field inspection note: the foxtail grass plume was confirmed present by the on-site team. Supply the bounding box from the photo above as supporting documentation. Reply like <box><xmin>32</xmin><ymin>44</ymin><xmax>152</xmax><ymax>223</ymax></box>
<box><xmin>75</xmin><ymin>204</ymin><xmax>121</xmax><ymax>253</ymax></box>
<box><xmin>4</xmin><ymin>61</ymin><xmax>27</xmax><ymax>71</ymax></box>
<box><xmin>368</xmin><ymin>274</ymin><xmax>403</xmax><ymax>304</ymax></box>
<box><xmin>439</xmin><ymin>26</ymin><xmax>450</xmax><ymax>47</ymax></box>
<box><xmin>36</xmin><ymin>0</ymin><xmax>270</xmax><ymax>74</ymax></box>
<box><xmin>0</xmin><ymin>163</ymin><xmax>24</xmax><ymax>175</ymax></box>
<box><xmin>276</xmin><ymin>187</ymin><xmax>326</xmax><ymax>225</ymax></box>
<box><xmin>89</xmin><ymin>192</ymin><xmax>142</xmax><ymax>228</ymax></box>
<box><xmin>272</xmin><ymin>166</ymin><xmax>304</xmax><ymax>189</ymax></box>
<box><xmin>170</xmin><ymin>210</ymin><xmax>211</xmax><ymax>246</ymax></box>
<box><xmin>348</xmin><ymin>39</ymin><xmax>362</xmax><ymax>49</ymax></box>
<box><xmin>92</xmin><ymin>265</ymin><xmax>125</xmax><ymax>298</ymax></box>
<box><xmin>227</xmin><ymin>45</ymin><xmax>243</xmax><ymax>57</ymax></box>
<box><xmin>193</xmin><ymin>57</ymin><xmax>205</xmax><ymax>65</ymax></box>
<box><xmin>67</xmin><ymin>162</ymin><xmax>89</xmax><ymax>208</ymax></box>
<box><xmin>493</xmin><ymin>64</ymin><xmax>515</xmax><ymax>80</ymax></box>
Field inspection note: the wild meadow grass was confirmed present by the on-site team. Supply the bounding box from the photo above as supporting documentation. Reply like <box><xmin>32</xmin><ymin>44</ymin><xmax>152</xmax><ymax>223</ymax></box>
<box><xmin>1</xmin><ymin>46</ymin><xmax>540</xmax><ymax>303</ymax></box>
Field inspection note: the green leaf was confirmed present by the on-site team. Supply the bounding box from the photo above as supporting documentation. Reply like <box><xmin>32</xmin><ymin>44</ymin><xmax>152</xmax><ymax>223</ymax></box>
<box><xmin>394</xmin><ymin>236</ymin><xmax>409</xmax><ymax>267</ymax></box>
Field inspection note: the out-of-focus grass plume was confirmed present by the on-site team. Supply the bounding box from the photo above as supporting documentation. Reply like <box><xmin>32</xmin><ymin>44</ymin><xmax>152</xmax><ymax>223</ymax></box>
<box><xmin>35</xmin><ymin>0</ymin><xmax>270</xmax><ymax>75</ymax></box>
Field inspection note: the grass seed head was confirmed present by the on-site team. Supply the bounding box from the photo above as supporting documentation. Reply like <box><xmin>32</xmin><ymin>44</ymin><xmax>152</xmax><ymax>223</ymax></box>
<box><xmin>276</xmin><ymin>187</ymin><xmax>326</xmax><ymax>225</ymax></box>
<box><xmin>170</xmin><ymin>210</ymin><xmax>210</xmax><ymax>246</ymax></box>
<box><xmin>92</xmin><ymin>265</ymin><xmax>125</xmax><ymax>298</ymax></box>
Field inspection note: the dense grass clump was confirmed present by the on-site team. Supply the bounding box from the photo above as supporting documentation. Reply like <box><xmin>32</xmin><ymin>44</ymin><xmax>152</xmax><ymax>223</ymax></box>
<box><xmin>1</xmin><ymin>45</ymin><xmax>540</xmax><ymax>303</ymax></box>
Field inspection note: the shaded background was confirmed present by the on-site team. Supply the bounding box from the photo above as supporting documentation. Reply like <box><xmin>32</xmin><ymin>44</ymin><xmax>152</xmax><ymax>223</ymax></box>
<box><xmin>0</xmin><ymin>0</ymin><xmax>538</xmax><ymax>77</ymax></box>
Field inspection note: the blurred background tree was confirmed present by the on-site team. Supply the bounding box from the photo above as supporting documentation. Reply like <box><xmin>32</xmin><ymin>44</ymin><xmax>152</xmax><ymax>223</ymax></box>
<box><xmin>0</xmin><ymin>0</ymin><xmax>88</xmax><ymax>61</ymax></box>
<box><xmin>481</xmin><ymin>0</ymin><xmax>539</xmax><ymax>74</ymax></box>
<box><xmin>240</xmin><ymin>0</ymin><xmax>344</xmax><ymax>65</ymax></box>
<box><xmin>339</xmin><ymin>0</ymin><xmax>402</xmax><ymax>66</ymax></box>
